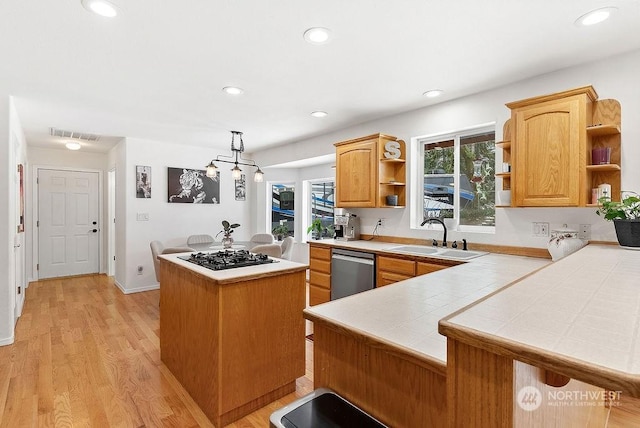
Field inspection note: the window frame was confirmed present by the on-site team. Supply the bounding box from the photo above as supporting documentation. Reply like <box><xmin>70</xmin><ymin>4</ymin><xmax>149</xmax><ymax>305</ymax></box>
<box><xmin>411</xmin><ymin>122</ymin><xmax>496</xmax><ymax>234</ymax></box>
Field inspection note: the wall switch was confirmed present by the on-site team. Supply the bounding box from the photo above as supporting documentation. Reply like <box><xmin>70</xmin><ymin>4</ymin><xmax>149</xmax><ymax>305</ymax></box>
<box><xmin>137</xmin><ymin>265</ymin><xmax>143</xmax><ymax>275</ymax></box>
<box><xmin>532</xmin><ymin>222</ymin><xmax>549</xmax><ymax>237</ymax></box>
<box><xmin>136</xmin><ymin>213</ymin><xmax>149</xmax><ymax>221</ymax></box>
<box><xmin>578</xmin><ymin>224</ymin><xmax>591</xmax><ymax>240</ymax></box>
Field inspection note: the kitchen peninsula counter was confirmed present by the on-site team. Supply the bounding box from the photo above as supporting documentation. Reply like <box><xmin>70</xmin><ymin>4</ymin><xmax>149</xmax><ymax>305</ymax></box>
<box><xmin>304</xmin><ymin>249</ymin><xmax>549</xmax><ymax>426</ymax></box>
<box><xmin>158</xmin><ymin>252</ymin><xmax>308</xmax><ymax>427</ymax></box>
<box><xmin>440</xmin><ymin>244</ymin><xmax>640</xmax><ymax>426</ymax></box>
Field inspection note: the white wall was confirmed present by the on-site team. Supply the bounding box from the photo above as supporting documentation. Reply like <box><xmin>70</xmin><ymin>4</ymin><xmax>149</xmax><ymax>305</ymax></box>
<box><xmin>253</xmin><ymin>49</ymin><xmax>640</xmax><ymax>249</ymax></box>
<box><xmin>111</xmin><ymin>137</ymin><xmax>254</xmax><ymax>293</ymax></box>
<box><xmin>0</xmin><ymin>96</ymin><xmax>28</xmax><ymax>345</ymax></box>
<box><xmin>0</xmin><ymin>95</ymin><xmax>13</xmax><ymax>344</ymax></box>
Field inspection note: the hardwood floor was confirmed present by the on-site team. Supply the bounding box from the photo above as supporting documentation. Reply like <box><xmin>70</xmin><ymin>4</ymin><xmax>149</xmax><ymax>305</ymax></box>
<box><xmin>2</xmin><ymin>274</ymin><xmax>639</xmax><ymax>427</ymax></box>
<box><xmin>0</xmin><ymin>275</ymin><xmax>312</xmax><ymax>427</ymax></box>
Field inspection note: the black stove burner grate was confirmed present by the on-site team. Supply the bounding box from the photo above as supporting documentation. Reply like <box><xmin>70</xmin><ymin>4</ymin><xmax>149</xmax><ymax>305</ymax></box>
<box><xmin>178</xmin><ymin>249</ymin><xmax>276</xmax><ymax>271</ymax></box>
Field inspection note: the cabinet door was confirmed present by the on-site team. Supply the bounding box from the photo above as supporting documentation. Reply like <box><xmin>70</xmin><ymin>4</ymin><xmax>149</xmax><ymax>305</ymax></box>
<box><xmin>335</xmin><ymin>139</ymin><xmax>377</xmax><ymax>208</ymax></box>
<box><xmin>416</xmin><ymin>261</ymin><xmax>448</xmax><ymax>275</ymax></box>
<box><xmin>513</xmin><ymin>98</ymin><xmax>583</xmax><ymax>206</ymax></box>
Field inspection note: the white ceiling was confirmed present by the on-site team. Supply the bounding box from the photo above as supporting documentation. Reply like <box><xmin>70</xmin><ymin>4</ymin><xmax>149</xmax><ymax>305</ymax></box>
<box><xmin>2</xmin><ymin>0</ymin><xmax>639</xmax><ymax>154</ymax></box>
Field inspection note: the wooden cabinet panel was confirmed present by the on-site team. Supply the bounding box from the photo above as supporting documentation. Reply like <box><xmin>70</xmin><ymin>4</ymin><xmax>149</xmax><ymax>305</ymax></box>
<box><xmin>378</xmin><ymin>255</ymin><xmax>415</xmax><ymax>276</ymax></box>
<box><xmin>512</xmin><ymin>97</ymin><xmax>583</xmax><ymax>206</ymax></box>
<box><xmin>416</xmin><ymin>262</ymin><xmax>448</xmax><ymax>275</ymax></box>
<box><xmin>309</xmin><ymin>284</ymin><xmax>330</xmax><ymax>306</ymax></box>
<box><xmin>310</xmin><ymin>246</ymin><xmax>331</xmax><ymax>261</ymax></box>
<box><xmin>503</xmin><ymin>86</ymin><xmax>621</xmax><ymax>208</ymax></box>
<box><xmin>377</xmin><ymin>271</ymin><xmax>413</xmax><ymax>287</ymax></box>
<box><xmin>334</xmin><ymin>134</ymin><xmax>406</xmax><ymax>208</ymax></box>
<box><xmin>309</xmin><ymin>270</ymin><xmax>330</xmax><ymax>290</ymax></box>
<box><xmin>335</xmin><ymin>138</ymin><xmax>378</xmax><ymax>208</ymax></box>
<box><xmin>309</xmin><ymin>244</ymin><xmax>332</xmax><ymax>306</ymax></box>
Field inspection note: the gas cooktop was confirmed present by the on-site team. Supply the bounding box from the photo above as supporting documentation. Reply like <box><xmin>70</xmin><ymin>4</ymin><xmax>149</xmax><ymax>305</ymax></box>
<box><xmin>178</xmin><ymin>250</ymin><xmax>276</xmax><ymax>271</ymax></box>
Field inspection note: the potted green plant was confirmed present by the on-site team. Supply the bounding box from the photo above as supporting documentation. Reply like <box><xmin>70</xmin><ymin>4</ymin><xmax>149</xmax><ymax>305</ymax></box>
<box><xmin>307</xmin><ymin>218</ymin><xmax>324</xmax><ymax>240</ymax></box>
<box><xmin>216</xmin><ymin>220</ymin><xmax>240</xmax><ymax>248</ymax></box>
<box><xmin>272</xmin><ymin>224</ymin><xmax>289</xmax><ymax>241</ymax></box>
<box><xmin>596</xmin><ymin>192</ymin><xmax>640</xmax><ymax>248</ymax></box>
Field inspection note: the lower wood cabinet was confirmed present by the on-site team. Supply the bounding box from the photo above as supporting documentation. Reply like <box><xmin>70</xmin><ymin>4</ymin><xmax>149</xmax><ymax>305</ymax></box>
<box><xmin>377</xmin><ymin>254</ymin><xmax>457</xmax><ymax>287</ymax></box>
<box><xmin>377</xmin><ymin>255</ymin><xmax>415</xmax><ymax>287</ymax></box>
<box><xmin>309</xmin><ymin>245</ymin><xmax>331</xmax><ymax>306</ymax></box>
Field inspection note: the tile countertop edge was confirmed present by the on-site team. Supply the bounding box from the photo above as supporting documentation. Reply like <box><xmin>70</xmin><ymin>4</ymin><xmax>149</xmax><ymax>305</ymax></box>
<box><xmin>304</xmin><ymin>308</ymin><xmax>447</xmax><ymax>377</ymax></box>
<box><xmin>438</xmin><ymin>318</ymin><xmax>640</xmax><ymax>398</ymax></box>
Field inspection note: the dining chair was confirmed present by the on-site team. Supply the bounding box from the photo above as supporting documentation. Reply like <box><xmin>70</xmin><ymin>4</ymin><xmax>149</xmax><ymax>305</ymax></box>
<box><xmin>249</xmin><ymin>233</ymin><xmax>274</xmax><ymax>250</ymax></box>
<box><xmin>150</xmin><ymin>241</ymin><xmax>193</xmax><ymax>282</ymax></box>
<box><xmin>250</xmin><ymin>243</ymin><xmax>282</xmax><ymax>258</ymax></box>
<box><xmin>280</xmin><ymin>236</ymin><xmax>295</xmax><ymax>260</ymax></box>
<box><xmin>187</xmin><ymin>234</ymin><xmax>215</xmax><ymax>246</ymax></box>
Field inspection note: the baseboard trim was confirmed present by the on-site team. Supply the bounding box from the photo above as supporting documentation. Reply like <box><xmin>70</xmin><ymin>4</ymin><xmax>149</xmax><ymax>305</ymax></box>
<box><xmin>114</xmin><ymin>280</ymin><xmax>159</xmax><ymax>295</ymax></box>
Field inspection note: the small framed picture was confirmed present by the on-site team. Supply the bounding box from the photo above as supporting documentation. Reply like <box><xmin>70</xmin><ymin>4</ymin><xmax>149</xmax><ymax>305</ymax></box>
<box><xmin>235</xmin><ymin>174</ymin><xmax>246</xmax><ymax>201</ymax></box>
<box><xmin>136</xmin><ymin>165</ymin><xmax>152</xmax><ymax>198</ymax></box>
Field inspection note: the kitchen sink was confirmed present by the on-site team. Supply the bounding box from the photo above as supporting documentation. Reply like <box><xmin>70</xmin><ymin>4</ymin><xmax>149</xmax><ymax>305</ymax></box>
<box><xmin>387</xmin><ymin>245</ymin><xmax>440</xmax><ymax>255</ymax></box>
<box><xmin>434</xmin><ymin>249</ymin><xmax>487</xmax><ymax>260</ymax></box>
<box><xmin>386</xmin><ymin>245</ymin><xmax>487</xmax><ymax>260</ymax></box>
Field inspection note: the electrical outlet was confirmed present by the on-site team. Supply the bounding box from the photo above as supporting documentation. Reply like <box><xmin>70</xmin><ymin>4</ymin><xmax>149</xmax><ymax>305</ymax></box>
<box><xmin>532</xmin><ymin>222</ymin><xmax>549</xmax><ymax>237</ymax></box>
<box><xmin>377</xmin><ymin>218</ymin><xmax>385</xmax><ymax>227</ymax></box>
<box><xmin>578</xmin><ymin>224</ymin><xmax>591</xmax><ymax>240</ymax></box>
<box><xmin>137</xmin><ymin>265</ymin><xmax>143</xmax><ymax>275</ymax></box>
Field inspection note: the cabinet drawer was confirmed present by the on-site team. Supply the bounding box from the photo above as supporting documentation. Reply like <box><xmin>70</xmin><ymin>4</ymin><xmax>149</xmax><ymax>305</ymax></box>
<box><xmin>377</xmin><ymin>271</ymin><xmax>413</xmax><ymax>287</ymax></box>
<box><xmin>377</xmin><ymin>256</ymin><xmax>416</xmax><ymax>276</ymax></box>
<box><xmin>309</xmin><ymin>259</ymin><xmax>331</xmax><ymax>274</ymax></box>
<box><xmin>309</xmin><ymin>285</ymin><xmax>330</xmax><ymax>306</ymax></box>
<box><xmin>416</xmin><ymin>262</ymin><xmax>449</xmax><ymax>276</ymax></box>
<box><xmin>309</xmin><ymin>271</ymin><xmax>330</xmax><ymax>290</ymax></box>
<box><xmin>310</xmin><ymin>246</ymin><xmax>331</xmax><ymax>261</ymax></box>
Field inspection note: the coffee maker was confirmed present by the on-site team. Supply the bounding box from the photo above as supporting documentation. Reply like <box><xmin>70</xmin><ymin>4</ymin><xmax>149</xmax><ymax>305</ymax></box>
<box><xmin>333</xmin><ymin>208</ymin><xmax>360</xmax><ymax>241</ymax></box>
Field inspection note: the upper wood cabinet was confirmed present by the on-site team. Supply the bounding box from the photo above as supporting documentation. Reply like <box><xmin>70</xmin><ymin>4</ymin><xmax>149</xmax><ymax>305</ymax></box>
<box><xmin>335</xmin><ymin>133</ymin><xmax>406</xmax><ymax>208</ymax></box>
<box><xmin>504</xmin><ymin>86</ymin><xmax>621</xmax><ymax>207</ymax></box>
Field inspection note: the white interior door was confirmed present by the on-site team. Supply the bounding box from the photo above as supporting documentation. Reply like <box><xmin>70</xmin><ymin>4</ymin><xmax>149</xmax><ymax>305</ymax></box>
<box><xmin>38</xmin><ymin>169</ymin><xmax>100</xmax><ymax>279</ymax></box>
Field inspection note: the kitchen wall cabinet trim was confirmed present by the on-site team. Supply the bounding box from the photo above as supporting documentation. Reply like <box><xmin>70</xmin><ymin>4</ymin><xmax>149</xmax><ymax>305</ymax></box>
<box><xmin>334</xmin><ymin>133</ymin><xmax>406</xmax><ymax>208</ymax></box>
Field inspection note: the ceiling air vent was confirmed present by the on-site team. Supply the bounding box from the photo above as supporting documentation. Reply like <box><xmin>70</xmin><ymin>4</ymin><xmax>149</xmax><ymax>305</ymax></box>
<box><xmin>49</xmin><ymin>127</ymin><xmax>101</xmax><ymax>142</ymax></box>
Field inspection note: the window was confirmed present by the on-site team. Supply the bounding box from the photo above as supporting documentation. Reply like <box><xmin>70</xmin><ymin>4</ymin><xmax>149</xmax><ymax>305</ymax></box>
<box><xmin>310</xmin><ymin>181</ymin><xmax>334</xmax><ymax>238</ymax></box>
<box><xmin>272</xmin><ymin>184</ymin><xmax>294</xmax><ymax>237</ymax></box>
<box><xmin>418</xmin><ymin>126</ymin><xmax>495</xmax><ymax>228</ymax></box>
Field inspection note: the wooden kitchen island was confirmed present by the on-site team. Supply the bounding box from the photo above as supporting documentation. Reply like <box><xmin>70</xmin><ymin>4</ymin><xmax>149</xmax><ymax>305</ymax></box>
<box><xmin>158</xmin><ymin>252</ymin><xmax>308</xmax><ymax>427</ymax></box>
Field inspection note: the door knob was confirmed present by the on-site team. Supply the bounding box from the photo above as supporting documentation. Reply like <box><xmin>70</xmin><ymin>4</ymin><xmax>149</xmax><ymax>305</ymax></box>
<box><xmin>13</xmin><ymin>243</ymin><xmax>21</xmax><ymax>248</ymax></box>
<box><xmin>88</xmin><ymin>229</ymin><xmax>98</xmax><ymax>233</ymax></box>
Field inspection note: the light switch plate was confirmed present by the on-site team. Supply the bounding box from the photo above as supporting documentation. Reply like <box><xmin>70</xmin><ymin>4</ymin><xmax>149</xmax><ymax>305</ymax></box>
<box><xmin>137</xmin><ymin>212</ymin><xmax>149</xmax><ymax>221</ymax></box>
<box><xmin>532</xmin><ymin>222</ymin><xmax>549</xmax><ymax>237</ymax></box>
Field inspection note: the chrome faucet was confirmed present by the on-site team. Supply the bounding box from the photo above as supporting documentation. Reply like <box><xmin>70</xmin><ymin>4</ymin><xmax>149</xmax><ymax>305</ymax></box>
<box><xmin>421</xmin><ymin>218</ymin><xmax>447</xmax><ymax>247</ymax></box>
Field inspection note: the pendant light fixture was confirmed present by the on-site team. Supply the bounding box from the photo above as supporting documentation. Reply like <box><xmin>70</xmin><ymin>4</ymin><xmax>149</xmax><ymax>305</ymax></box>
<box><xmin>206</xmin><ymin>131</ymin><xmax>265</xmax><ymax>182</ymax></box>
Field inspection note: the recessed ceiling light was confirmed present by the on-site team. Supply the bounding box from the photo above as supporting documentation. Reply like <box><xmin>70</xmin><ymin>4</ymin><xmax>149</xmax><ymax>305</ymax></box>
<box><xmin>310</xmin><ymin>111</ymin><xmax>328</xmax><ymax>118</ymax></box>
<box><xmin>575</xmin><ymin>7</ymin><xmax>617</xmax><ymax>26</ymax></box>
<box><xmin>423</xmin><ymin>89</ymin><xmax>443</xmax><ymax>98</ymax></box>
<box><xmin>65</xmin><ymin>142</ymin><xmax>81</xmax><ymax>151</ymax></box>
<box><xmin>303</xmin><ymin>27</ymin><xmax>331</xmax><ymax>45</ymax></box>
<box><xmin>222</xmin><ymin>86</ymin><xmax>244</xmax><ymax>95</ymax></box>
<box><xmin>81</xmin><ymin>0</ymin><xmax>118</xmax><ymax>18</ymax></box>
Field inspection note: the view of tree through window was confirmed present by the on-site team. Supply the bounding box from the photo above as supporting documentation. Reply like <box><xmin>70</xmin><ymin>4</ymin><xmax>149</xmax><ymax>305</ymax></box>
<box><xmin>311</xmin><ymin>181</ymin><xmax>334</xmax><ymax>238</ymax></box>
<box><xmin>423</xmin><ymin>130</ymin><xmax>495</xmax><ymax>227</ymax></box>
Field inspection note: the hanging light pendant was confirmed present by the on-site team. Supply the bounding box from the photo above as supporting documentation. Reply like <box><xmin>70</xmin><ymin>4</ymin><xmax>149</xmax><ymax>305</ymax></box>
<box><xmin>205</xmin><ymin>131</ymin><xmax>264</xmax><ymax>182</ymax></box>
<box><xmin>205</xmin><ymin>161</ymin><xmax>218</xmax><ymax>177</ymax></box>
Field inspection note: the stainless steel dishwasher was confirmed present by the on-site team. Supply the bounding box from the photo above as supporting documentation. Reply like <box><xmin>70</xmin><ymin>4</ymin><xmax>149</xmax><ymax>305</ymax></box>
<box><xmin>330</xmin><ymin>248</ymin><xmax>375</xmax><ymax>300</ymax></box>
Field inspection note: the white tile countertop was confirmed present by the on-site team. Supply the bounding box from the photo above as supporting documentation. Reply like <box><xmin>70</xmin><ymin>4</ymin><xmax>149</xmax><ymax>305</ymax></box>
<box><xmin>439</xmin><ymin>244</ymin><xmax>640</xmax><ymax>395</ymax></box>
<box><xmin>303</xmin><ymin>245</ymin><xmax>549</xmax><ymax>368</ymax></box>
